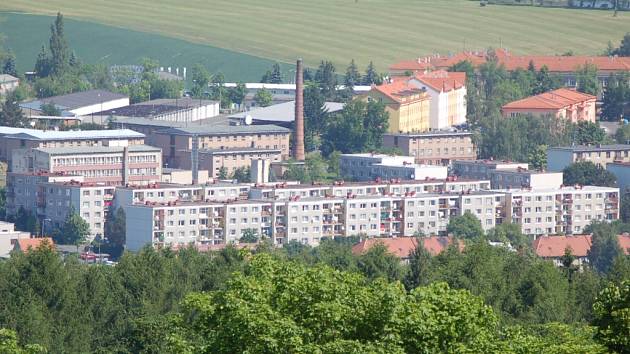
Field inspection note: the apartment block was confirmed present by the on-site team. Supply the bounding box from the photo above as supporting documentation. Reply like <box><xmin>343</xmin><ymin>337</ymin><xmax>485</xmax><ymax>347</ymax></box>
<box><xmin>382</xmin><ymin>131</ymin><xmax>476</xmax><ymax>166</ymax></box>
<box><xmin>502</xmin><ymin>186</ymin><xmax>619</xmax><ymax>236</ymax></box>
<box><xmin>547</xmin><ymin>144</ymin><xmax>630</xmax><ymax>172</ymax></box>
<box><xmin>11</xmin><ymin>144</ymin><xmax>162</xmax><ymax>186</ymax></box>
<box><xmin>152</xmin><ymin>124</ymin><xmax>291</xmax><ymax>169</ymax></box>
<box><xmin>340</xmin><ymin>153</ymin><xmax>447</xmax><ymax>181</ymax></box>
<box><xmin>0</xmin><ymin>127</ymin><xmax>145</xmax><ymax>165</ymax></box>
<box><xmin>190</xmin><ymin>148</ymin><xmax>282</xmax><ymax>178</ymax></box>
<box><xmin>5</xmin><ymin>172</ymin><xmax>85</xmax><ymax>217</ymax></box>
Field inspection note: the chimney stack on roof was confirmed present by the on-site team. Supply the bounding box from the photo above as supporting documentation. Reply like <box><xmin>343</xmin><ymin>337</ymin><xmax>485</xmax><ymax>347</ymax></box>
<box><xmin>294</xmin><ymin>58</ymin><xmax>305</xmax><ymax>161</ymax></box>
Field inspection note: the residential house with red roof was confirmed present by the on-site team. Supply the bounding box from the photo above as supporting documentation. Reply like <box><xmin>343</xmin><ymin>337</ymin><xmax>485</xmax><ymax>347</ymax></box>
<box><xmin>408</xmin><ymin>71</ymin><xmax>467</xmax><ymax>129</ymax></box>
<box><xmin>501</xmin><ymin>88</ymin><xmax>596</xmax><ymax>123</ymax></box>
<box><xmin>533</xmin><ymin>233</ymin><xmax>630</xmax><ymax>267</ymax></box>
<box><xmin>389</xmin><ymin>48</ymin><xmax>630</xmax><ymax>88</ymax></box>
<box><xmin>351</xmin><ymin>236</ymin><xmax>462</xmax><ymax>262</ymax></box>
<box><xmin>12</xmin><ymin>237</ymin><xmax>55</xmax><ymax>254</ymax></box>
<box><xmin>366</xmin><ymin>77</ymin><xmax>431</xmax><ymax>133</ymax></box>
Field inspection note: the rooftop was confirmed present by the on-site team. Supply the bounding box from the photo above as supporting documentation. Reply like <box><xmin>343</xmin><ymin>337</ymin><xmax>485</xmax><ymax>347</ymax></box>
<box><xmin>95</xmin><ymin>97</ymin><xmax>219</xmax><ymax>117</ymax></box>
<box><xmin>2</xmin><ymin>128</ymin><xmax>144</xmax><ymax>141</ymax></box>
<box><xmin>372</xmin><ymin>77</ymin><xmax>429</xmax><ymax>103</ymax></box>
<box><xmin>352</xmin><ymin>236</ymin><xmax>463</xmax><ymax>258</ymax></box>
<box><xmin>199</xmin><ymin>147</ymin><xmax>282</xmax><ymax>154</ymax></box>
<box><xmin>502</xmin><ymin>88</ymin><xmax>596</xmax><ymax>110</ymax></box>
<box><xmin>533</xmin><ymin>234</ymin><xmax>630</xmax><ymax>258</ymax></box>
<box><xmin>412</xmin><ymin>70</ymin><xmax>466</xmax><ymax>93</ymax></box>
<box><xmin>110</xmin><ymin>115</ymin><xmax>230</xmax><ymax>128</ymax></box>
<box><xmin>34</xmin><ymin>144</ymin><xmax>160</xmax><ymax>155</ymax></box>
<box><xmin>548</xmin><ymin>144</ymin><xmax>630</xmax><ymax>152</ymax></box>
<box><xmin>157</xmin><ymin>124</ymin><xmax>290</xmax><ymax>136</ymax></box>
<box><xmin>495</xmin><ymin>185</ymin><xmax>618</xmax><ymax>193</ymax></box>
<box><xmin>0</xmin><ymin>74</ymin><xmax>18</xmax><ymax>82</ymax></box>
<box><xmin>20</xmin><ymin>89</ymin><xmax>128</xmax><ymax>112</ymax></box>
<box><xmin>384</xmin><ymin>130</ymin><xmax>473</xmax><ymax>138</ymax></box>
<box><xmin>229</xmin><ymin>100</ymin><xmax>344</xmax><ymax>123</ymax></box>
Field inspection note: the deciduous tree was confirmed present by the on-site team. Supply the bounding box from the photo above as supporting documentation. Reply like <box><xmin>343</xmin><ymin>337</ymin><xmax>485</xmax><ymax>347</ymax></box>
<box><xmin>563</xmin><ymin>161</ymin><xmax>617</xmax><ymax>187</ymax></box>
<box><xmin>253</xmin><ymin>87</ymin><xmax>272</xmax><ymax>107</ymax></box>
<box><xmin>447</xmin><ymin>211</ymin><xmax>484</xmax><ymax>240</ymax></box>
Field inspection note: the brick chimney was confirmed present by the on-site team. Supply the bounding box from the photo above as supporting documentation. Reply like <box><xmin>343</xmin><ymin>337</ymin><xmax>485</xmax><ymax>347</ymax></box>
<box><xmin>294</xmin><ymin>58</ymin><xmax>305</xmax><ymax>161</ymax></box>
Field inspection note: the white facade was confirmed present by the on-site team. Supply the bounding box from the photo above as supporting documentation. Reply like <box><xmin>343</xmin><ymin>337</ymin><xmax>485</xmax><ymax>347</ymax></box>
<box><xmin>0</xmin><ymin>221</ymin><xmax>31</xmax><ymax>258</ymax></box>
<box><xmin>72</xmin><ymin>97</ymin><xmax>130</xmax><ymax>117</ymax></box>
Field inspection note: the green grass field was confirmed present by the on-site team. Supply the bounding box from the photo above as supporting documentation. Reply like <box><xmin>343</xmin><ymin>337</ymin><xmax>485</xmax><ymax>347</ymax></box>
<box><xmin>1</xmin><ymin>0</ymin><xmax>629</xmax><ymax>74</ymax></box>
<box><xmin>0</xmin><ymin>13</ymin><xmax>293</xmax><ymax>82</ymax></box>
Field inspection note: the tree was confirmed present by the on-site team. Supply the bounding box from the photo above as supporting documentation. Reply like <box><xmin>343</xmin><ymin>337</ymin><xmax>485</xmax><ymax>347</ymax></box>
<box><xmin>611</xmin><ymin>32</ymin><xmax>630</xmax><ymax>56</ymax></box>
<box><xmin>615</xmin><ymin>124</ymin><xmax>630</xmax><ymax>144</ymax></box>
<box><xmin>592</xmin><ymin>280</ymin><xmax>630</xmax><ymax>353</ymax></box>
<box><xmin>269</xmin><ymin>63</ymin><xmax>282</xmax><ymax>84</ymax></box>
<box><xmin>403</xmin><ymin>240</ymin><xmax>432</xmax><ymax>290</ymax></box>
<box><xmin>314</xmin><ymin>60</ymin><xmax>338</xmax><ymax>100</ymax></box>
<box><xmin>601</xmin><ymin>73</ymin><xmax>629</xmax><ymax>122</ymax></box>
<box><xmin>49</xmin><ymin>12</ymin><xmax>70</xmax><ymax>76</ymax></box>
<box><xmin>2</xmin><ymin>50</ymin><xmax>17</xmax><ymax>77</ymax></box>
<box><xmin>104</xmin><ymin>207</ymin><xmax>126</xmax><ymax>258</ymax></box>
<box><xmin>190</xmin><ymin>64</ymin><xmax>210</xmax><ymax>98</ymax></box>
<box><xmin>0</xmin><ymin>91</ymin><xmax>28</xmax><ymax>127</ymax></box>
<box><xmin>621</xmin><ymin>193</ymin><xmax>630</xmax><ymax>223</ymax></box>
<box><xmin>228</xmin><ymin>82</ymin><xmax>247</xmax><ymax>107</ymax></box>
<box><xmin>239</xmin><ymin>228</ymin><xmax>258</xmax><ymax>243</ymax></box>
<box><xmin>55</xmin><ymin>208</ymin><xmax>90</xmax><ymax>247</ymax></box>
<box><xmin>528</xmin><ymin>144</ymin><xmax>547</xmax><ymax>171</ymax></box>
<box><xmin>576</xmin><ymin>64</ymin><xmax>600</xmax><ymax>96</ymax></box>
<box><xmin>343</xmin><ymin>59</ymin><xmax>361</xmax><ymax>90</ymax></box>
<box><xmin>34</xmin><ymin>46</ymin><xmax>50</xmax><ymax>78</ymax></box>
<box><xmin>322</xmin><ymin>99</ymin><xmax>388</xmax><ymax>155</ymax></box>
<box><xmin>563</xmin><ymin>161</ymin><xmax>617</xmax><ymax>187</ymax></box>
<box><xmin>356</xmin><ymin>242</ymin><xmax>403</xmax><ymax>282</ymax></box>
<box><xmin>0</xmin><ymin>188</ymin><xmax>6</xmax><ymax>221</ymax></box>
<box><xmin>230</xmin><ymin>166</ymin><xmax>250</xmax><ymax>183</ymax></box>
<box><xmin>40</xmin><ymin>102</ymin><xmax>61</xmax><ymax>116</ymax></box>
<box><xmin>362</xmin><ymin>61</ymin><xmax>382</xmax><ymax>85</ymax></box>
<box><xmin>447</xmin><ymin>211</ymin><xmax>484</xmax><ymax>240</ymax></box>
<box><xmin>487</xmin><ymin>222</ymin><xmax>529</xmax><ymax>250</ymax></box>
<box><xmin>253</xmin><ymin>88</ymin><xmax>272</xmax><ymax>107</ymax></box>
<box><xmin>0</xmin><ymin>329</ymin><xmax>46</xmax><ymax>353</ymax></box>
<box><xmin>575</xmin><ymin>121</ymin><xmax>608</xmax><ymax>145</ymax></box>
<box><xmin>588</xmin><ymin>221</ymin><xmax>623</xmax><ymax>274</ymax></box>
<box><xmin>217</xmin><ymin>166</ymin><xmax>228</xmax><ymax>179</ymax></box>
<box><xmin>303</xmin><ymin>84</ymin><xmax>328</xmax><ymax>151</ymax></box>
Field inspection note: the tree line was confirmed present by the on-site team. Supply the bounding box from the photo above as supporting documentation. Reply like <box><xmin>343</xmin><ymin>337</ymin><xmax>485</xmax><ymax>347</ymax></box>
<box><xmin>0</xmin><ymin>224</ymin><xmax>628</xmax><ymax>353</ymax></box>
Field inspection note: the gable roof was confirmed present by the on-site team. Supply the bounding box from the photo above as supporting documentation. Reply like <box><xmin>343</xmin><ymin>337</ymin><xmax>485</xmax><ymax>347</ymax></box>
<box><xmin>14</xmin><ymin>238</ymin><xmax>55</xmax><ymax>253</ymax></box>
<box><xmin>351</xmin><ymin>236</ymin><xmax>460</xmax><ymax>258</ymax></box>
<box><xmin>229</xmin><ymin>100</ymin><xmax>344</xmax><ymax>123</ymax></box>
<box><xmin>158</xmin><ymin>124</ymin><xmax>290</xmax><ymax>136</ymax></box>
<box><xmin>411</xmin><ymin>70</ymin><xmax>466</xmax><ymax>93</ymax></box>
<box><xmin>372</xmin><ymin>77</ymin><xmax>429</xmax><ymax>104</ymax></box>
<box><xmin>533</xmin><ymin>234</ymin><xmax>630</xmax><ymax>258</ymax></box>
<box><xmin>0</xmin><ymin>74</ymin><xmax>19</xmax><ymax>83</ymax></box>
<box><xmin>390</xmin><ymin>48</ymin><xmax>630</xmax><ymax>74</ymax></box>
<box><xmin>4</xmin><ymin>129</ymin><xmax>144</xmax><ymax>141</ymax></box>
<box><xmin>502</xmin><ymin>88</ymin><xmax>596</xmax><ymax>110</ymax></box>
<box><xmin>21</xmin><ymin>89</ymin><xmax>128</xmax><ymax>112</ymax></box>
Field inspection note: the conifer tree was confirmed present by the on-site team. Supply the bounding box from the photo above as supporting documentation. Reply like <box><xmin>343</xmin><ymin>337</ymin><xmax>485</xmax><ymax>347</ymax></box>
<box><xmin>49</xmin><ymin>12</ymin><xmax>70</xmax><ymax>76</ymax></box>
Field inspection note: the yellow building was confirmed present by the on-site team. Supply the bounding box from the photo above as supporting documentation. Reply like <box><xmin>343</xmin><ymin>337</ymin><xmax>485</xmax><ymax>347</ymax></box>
<box><xmin>367</xmin><ymin>78</ymin><xmax>431</xmax><ymax>133</ymax></box>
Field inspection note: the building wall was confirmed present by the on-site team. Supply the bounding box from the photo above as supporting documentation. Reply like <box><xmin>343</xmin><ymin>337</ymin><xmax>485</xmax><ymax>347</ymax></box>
<box><xmin>71</xmin><ymin>97</ymin><xmax>130</xmax><ymax>117</ymax></box>
<box><xmin>547</xmin><ymin>147</ymin><xmax>630</xmax><ymax>172</ymax></box>
<box><xmin>0</xmin><ymin>221</ymin><xmax>30</xmax><ymax>258</ymax></box>
<box><xmin>382</xmin><ymin>134</ymin><xmax>476</xmax><ymax>166</ymax></box>
<box><xmin>368</xmin><ymin>90</ymin><xmax>430</xmax><ymax>133</ymax></box>
<box><xmin>502</xmin><ymin>100</ymin><xmax>596</xmax><ymax>123</ymax></box>
<box><xmin>607</xmin><ymin>163</ymin><xmax>630</xmax><ymax>194</ymax></box>
<box><xmin>0</xmin><ymin>80</ymin><xmax>19</xmax><ymax>95</ymax></box>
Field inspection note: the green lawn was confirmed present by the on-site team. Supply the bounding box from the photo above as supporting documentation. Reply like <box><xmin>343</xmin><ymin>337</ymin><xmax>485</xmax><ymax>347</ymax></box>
<box><xmin>1</xmin><ymin>0</ymin><xmax>628</xmax><ymax>73</ymax></box>
<box><xmin>0</xmin><ymin>13</ymin><xmax>294</xmax><ymax>82</ymax></box>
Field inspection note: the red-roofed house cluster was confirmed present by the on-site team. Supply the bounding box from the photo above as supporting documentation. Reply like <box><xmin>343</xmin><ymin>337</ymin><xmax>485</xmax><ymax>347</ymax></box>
<box><xmin>501</xmin><ymin>88</ymin><xmax>597</xmax><ymax>122</ymax></box>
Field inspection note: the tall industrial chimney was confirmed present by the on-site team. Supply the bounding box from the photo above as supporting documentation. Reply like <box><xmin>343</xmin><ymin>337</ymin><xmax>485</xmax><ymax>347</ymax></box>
<box><xmin>294</xmin><ymin>58</ymin><xmax>305</xmax><ymax>161</ymax></box>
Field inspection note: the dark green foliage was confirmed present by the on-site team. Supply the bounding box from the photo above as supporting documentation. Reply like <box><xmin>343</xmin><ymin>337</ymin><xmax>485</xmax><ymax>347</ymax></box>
<box><xmin>190</xmin><ymin>63</ymin><xmax>210</xmax><ymax>98</ymax></box>
<box><xmin>314</xmin><ymin>60</ymin><xmax>338</xmax><ymax>100</ymax></box>
<box><xmin>0</xmin><ymin>188</ymin><xmax>6</xmax><ymax>221</ymax></box>
<box><xmin>12</xmin><ymin>207</ymin><xmax>39</xmax><ymax>235</ymax></box>
<box><xmin>253</xmin><ymin>87</ymin><xmax>272</xmax><ymax>107</ymax></box>
<box><xmin>587</xmin><ymin>221</ymin><xmax>623</xmax><ymax>274</ymax></box>
<box><xmin>528</xmin><ymin>144</ymin><xmax>547</xmax><ymax>171</ymax></box>
<box><xmin>217</xmin><ymin>166</ymin><xmax>228</xmax><ymax>179</ymax></box>
<box><xmin>103</xmin><ymin>207</ymin><xmax>126</xmax><ymax>259</ymax></box>
<box><xmin>616</xmin><ymin>124</ymin><xmax>630</xmax><ymax>144</ymax></box>
<box><xmin>403</xmin><ymin>240</ymin><xmax>432</xmax><ymax>290</ymax></box>
<box><xmin>322</xmin><ymin>99</ymin><xmax>389</xmax><ymax>155</ymax></box>
<box><xmin>228</xmin><ymin>82</ymin><xmax>247</xmax><ymax>106</ymax></box>
<box><xmin>592</xmin><ymin>280</ymin><xmax>630</xmax><ymax>353</ymax></box>
<box><xmin>487</xmin><ymin>222</ymin><xmax>530</xmax><ymax>250</ymax></box>
<box><xmin>576</xmin><ymin>64</ymin><xmax>600</xmax><ymax>96</ymax></box>
<box><xmin>446</xmin><ymin>211</ymin><xmax>484</xmax><ymax>240</ymax></box>
<box><xmin>601</xmin><ymin>73</ymin><xmax>629</xmax><ymax>122</ymax></box>
<box><xmin>303</xmin><ymin>83</ymin><xmax>328</xmax><ymax>151</ymax></box>
<box><xmin>356</xmin><ymin>243</ymin><xmax>403</xmax><ymax>282</ymax></box>
<box><xmin>621</xmin><ymin>193</ymin><xmax>630</xmax><ymax>223</ymax></box>
<box><xmin>39</xmin><ymin>102</ymin><xmax>61</xmax><ymax>116</ymax></box>
<box><xmin>230</xmin><ymin>166</ymin><xmax>250</xmax><ymax>183</ymax></box>
<box><xmin>2</xmin><ymin>50</ymin><xmax>17</xmax><ymax>77</ymax></box>
<box><xmin>610</xmin><ymin>32</ymin><xmax>630</xmax><ymax>56</ymax></box>
<box><xmin>0</xmin><ymin>91</ymin><xmax>28</xmax><ymax>127</ymax></box>
<box><xmin>48</xmin><ymin>13</ymin><xmax>70</xmax><ymax>76</ymax></box>
<box><xmin>362</xmin><ymin>61</ymin><xmax>382</xmax><ymax>85</ymax></box>
<box><xmin>343</xmin><ymin>59</ymin><xmax>361</xmax><ymax>89</ymax></box>
<box><xmin>260</xmin><ymin>63</ymin><xmax>282</xmax><ymax>84</ymax></box>
<box><xmin>53</xmin><ymin>207</ymin><xmax>90</xmax><ymax>246</ymax></box>
<box><xmin>239</xmin><ymin>228</ymin><xmax>258</xmax><ymax>243</ymax></box>
<box><xmin>563</xmin><ymin>161</ymin><xmax>617</xmax><ymax>187</ymax></box>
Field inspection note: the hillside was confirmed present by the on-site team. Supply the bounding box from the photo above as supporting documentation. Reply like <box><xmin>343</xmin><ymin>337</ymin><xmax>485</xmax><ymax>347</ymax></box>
<box><xmin>1</xmin><ymin>0</ymin><xmax>628</xmax><ymax>72</ymax></box>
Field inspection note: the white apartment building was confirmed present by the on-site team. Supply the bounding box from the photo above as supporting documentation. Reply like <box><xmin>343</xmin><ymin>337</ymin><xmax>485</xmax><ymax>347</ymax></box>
<box><xmin>502</xmin><ymin>186</ymin><xmax>619</xmax><ymax>236</ymax></box>
<box><xmin>340</xmin><ymin>153</ymin><xmax>448</xmax><ymax>181</ymax></box>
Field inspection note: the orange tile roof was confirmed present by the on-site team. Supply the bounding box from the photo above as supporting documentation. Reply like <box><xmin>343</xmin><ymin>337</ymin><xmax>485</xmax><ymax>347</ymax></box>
<box><xmin>502</xmin><ymin>88</ymin><xmax>596</xmax><ymax>110</ymax></box>
<box><xmin>390</xmin><ymin>48</ymin><xmax>630</xmax><ymax>73</ymax></box>
<box><xmin>413</xmin><ymin>70</ymin><xmax>466</xmax><ymax>93</ymax></box>
<box><xmin>533</xmin><ymin>234</ymin><xmax>630</xmax><ymax>258</ymax></box>
<box><xmin>15</xmin><ymin>238</ymin><xmax>54</xmax><ymax>253</ymax></box>
<box><xmin>351</xmin><ymin>236</ymin><xmax>461</xmax><ymax>258</ymax></box>
<box><xmin>372</xmin><ymin>76</ymin><xmax>429</xmax><ymax>103</ymax></box>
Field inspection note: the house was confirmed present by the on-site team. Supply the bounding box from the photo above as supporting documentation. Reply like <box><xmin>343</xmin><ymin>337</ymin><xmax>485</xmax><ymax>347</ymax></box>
<box><xmin>13</xmin><ymin>237</ymin><xmax>55</xmax><ymax>254</ymax></box>
<box><xmin>533</xmin><ymin>233</ymin><xmax>630</xmax><ymax>267</ymax></box>
<box><xmin>547</xmin><ymin>144</ymin><xmax>630</xmax><ymax>171</ymax></box>
<box><xmin>409</xmin><ymin>71</ymin><xmax>467</xmax><ymax>129</ymax></box>
<box><xmin>366</xmin><ymin>77</ymin><xmax>431</xmax><ymax>133</ymax></box>
<box><xmin>501</xmin><ymin>88</ymin><xmax>596</xmax><ymax>122</ymax></box>
<box><xmin>20</xmin><ymin>89</ymin><xmax>129</xmax><ymax>120</ymax></box>
<box><xmin>0</xmin><ymin>221</ymin><xmax>31</xmax><ymax>258</ymax></box>
<box><xmin>351</xmin><ymin>236</ymin><xmax>462</xmax><ymax>261</ymax></box>
<box><xmin>0</xmin><ymin>74</ymin><xmax>19</xmax><ymax>95</ymax></box>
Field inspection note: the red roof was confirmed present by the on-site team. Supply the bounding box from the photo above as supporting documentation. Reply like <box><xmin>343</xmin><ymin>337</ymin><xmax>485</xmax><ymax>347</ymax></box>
<box><xmin>533</xmin><ymin>234</ymin><xmax>630</xmax><ymax>258</ymax></box>
<box><xmin>14</xmin><ymin>238</ymin><xmax>54</xmax><ymax>253</ymax></box>
<box><xmin>390</xmin><ymin>48</ymin><xmax>630</xmax><ymax>73</ymax></box>
<box><xmin>352</xmin><ymin>236</ymin><xmax>461</xmax><ymax>258</ymax></box>
<box><xmin>502</xmin><ymin>88</ymin><xmax>596</xmax><ymax>110</ymax></box>
<box><xmin>413</xmin><ymin>70</ymin><xmax>466</xmax><ymax>93</ymax></box>
<box><xmin>372</xmin><ymin>77</ymin><xmax>429</xmax><ymax>103</ymax></box>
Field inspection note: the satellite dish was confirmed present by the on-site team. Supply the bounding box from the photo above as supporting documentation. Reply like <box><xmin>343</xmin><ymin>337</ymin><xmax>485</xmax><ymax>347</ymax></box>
<box><xmin>245</xmin><ymin>115</ymin><xmax>253</xmax><ymax>125</ymax></box>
